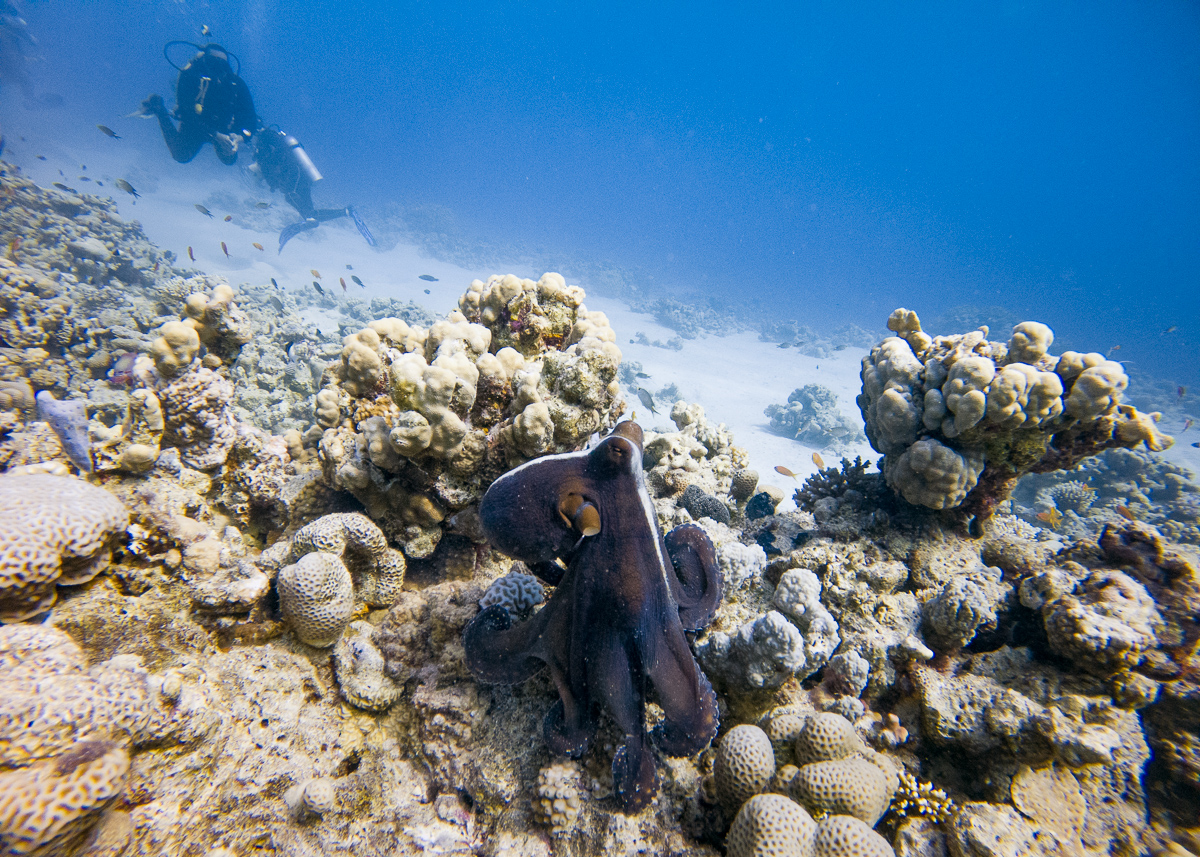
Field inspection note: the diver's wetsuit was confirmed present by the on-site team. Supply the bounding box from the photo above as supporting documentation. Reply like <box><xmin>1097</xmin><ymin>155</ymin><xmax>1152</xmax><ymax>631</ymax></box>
<box><xmin>148</xmin><ymin>45</ymin><xmax>257</xmax><ymax>165</ymax></box>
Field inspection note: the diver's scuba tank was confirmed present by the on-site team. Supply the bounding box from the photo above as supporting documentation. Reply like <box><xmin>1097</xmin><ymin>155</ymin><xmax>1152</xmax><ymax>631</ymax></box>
<box><xmin>285</xmin><ymin>135</ymin><xmax>322</xmax><ymax>184</ymax></box>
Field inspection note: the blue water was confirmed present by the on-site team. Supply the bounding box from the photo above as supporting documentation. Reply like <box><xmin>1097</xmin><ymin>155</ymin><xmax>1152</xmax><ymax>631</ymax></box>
<box><xmin>5</xmin><ymin>0</ymin><xmax>1200</xmax><ymax>387</ymax></box>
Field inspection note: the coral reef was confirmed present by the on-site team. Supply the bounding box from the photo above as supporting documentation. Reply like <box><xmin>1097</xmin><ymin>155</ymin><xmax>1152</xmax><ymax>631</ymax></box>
<box><xmin>765</xmin><ymin>383</ymin><xmax>866</xmax><ymax>452</ymax></box>
<box><xmin>857</xmin><ymin>308</ymin><xmax>1172</xmax><ymax>519</ymax></box>
<box><xmin>3</xmin><ymin>165</ymin><xmax>1197</xmax><ymax>855</ymax></box>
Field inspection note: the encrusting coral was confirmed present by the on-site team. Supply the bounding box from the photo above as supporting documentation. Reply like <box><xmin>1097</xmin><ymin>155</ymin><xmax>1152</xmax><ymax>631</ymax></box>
<box><xmin>0</xmin><ymin>473</ymin><xmax>127</xmax><ymax>622</ymax></box>
<box><xmin>857</xmin><ymin>308</ymin><xmax>1172</xmax><ymax>519</ymax></box>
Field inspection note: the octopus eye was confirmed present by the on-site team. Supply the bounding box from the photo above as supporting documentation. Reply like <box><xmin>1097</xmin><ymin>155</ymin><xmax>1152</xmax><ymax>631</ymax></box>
<box><xmin>559</xmin><ymin>493</ymin><xmax>601</xmax><ymax>537</ymax></box>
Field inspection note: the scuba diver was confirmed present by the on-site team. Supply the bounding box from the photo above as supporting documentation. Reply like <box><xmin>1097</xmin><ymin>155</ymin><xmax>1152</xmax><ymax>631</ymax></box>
<box><xmin>252</xmin><ymin>126</ymin><xmax>376</xmax><ymax>252</ymax></box>
<box><xmin>142</xmin><ymin>42</ymin><xmax>257</xmax><ymax>165</ymax></box>
<box><xmin>144</xmin><ymin>38</ymin><xmax>375</xmax><ymax>251</ymax></box>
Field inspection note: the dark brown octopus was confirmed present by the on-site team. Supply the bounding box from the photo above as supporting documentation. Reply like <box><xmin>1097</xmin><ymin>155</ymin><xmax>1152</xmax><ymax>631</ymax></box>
<box><xmin>463</xmin><ymin>421</ymin><xmax>721</xmax><ymax>812</ymax></box>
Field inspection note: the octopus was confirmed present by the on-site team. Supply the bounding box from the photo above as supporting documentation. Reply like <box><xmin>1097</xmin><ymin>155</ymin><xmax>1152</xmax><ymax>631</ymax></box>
<box><xmin>463</xmin><ymin>421</ymin><xmax>722</xmax><ymax>812</ymax></box>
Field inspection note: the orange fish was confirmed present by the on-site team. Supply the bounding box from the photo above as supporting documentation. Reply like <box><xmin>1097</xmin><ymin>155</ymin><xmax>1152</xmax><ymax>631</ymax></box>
<box><xmin>1036</xmin><ymin>509</ymin><xmax>1062</xmax><ymax>528</ymax></box>
<box><xmin>223</xmin><ymin>214</ymin><xmax>232</xmax><ymax>222</ymax></box>
<box><xmin>152</xmin><ymin>261</ymin><xmax>160</xmax><ymax>272</ymax></box>
<box><xmin>252</xmin><ymin>242</ymin><xmax>264</xmax><ymax>251</ymax></box>
<box><xmin>812</xmin><ymin>452</ymin><xmax>826</xmax><ymax>470</ymax></box>
<box><xmin>774</xmin><ymin>465</ymin><xmax>797</xmax><ymax>480</ymax></box>
<box><xmin>187</xmin><ymin>246</ymin><xmax>195</xmax><ymax>261</ymax></box>
<box><xmin>311</xmin><ymin>269</ymin><xmax>321</xmax><ymax>278</ymax></box>
<box><xmin>1115</xmin><ymin>505</ymin><xmax>1136</xmax><ymax>521</ymax></box>
<box><xmin>340</xmin><ymin>277</ymin><xmax>347</xmax><ymax>292</ymax></box>
<box><xmin>221</xmin><ymin>241</ymin><xmax>229</xmax><ymax>257</ymax></box>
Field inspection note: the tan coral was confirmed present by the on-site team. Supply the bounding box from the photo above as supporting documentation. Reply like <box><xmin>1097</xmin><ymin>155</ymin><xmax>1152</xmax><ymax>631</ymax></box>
<box><xmin>726</xmin><ymin>793</ymin><xmax>817</xmax><ymax>857</ymax></box>
<box><xmin>532</xmin><ymin>760</ymin><xmax>584</xmax><ymax>836</ymax></box>
<box><xmin>0</xmin><ymin>474</ymin><xmax>128</xmax><ymax>622</ymax></box>
<box><xmin>0</xmin><ymin>741</ymin><xmax>130</xmax><ymax>857</ymax></box>
<box><xmin>290</xmin><ymin>512</ymin><xmax>406</xmax><ymax>607</ymax></box>
<box><xmin>812</xmin><ymin>815</ymin><xmax>895</xmax><ymax>857</ymax></box>
<box><xmin>795</xmin><ymin>712</ymin><xmax>863</xmax><ymax>765</ymax></box>
<box><xmin>149</xmin><ymin>321</ymin><xmax>200</xmax><ymax>378</ymax></box>
<box><xmin>277</xmin><ymin>551</ymin><xmax>355</xmax><ymax>648</ymax></box>
<box><xmin>789</xmin><ymin>757</ymin><xmax>895</xmax><ymax>826</ymax></box>
<box><xmin>715</xmin><ymin>724</ymin><xmax>776</xmax><ymax>811</ymax></box>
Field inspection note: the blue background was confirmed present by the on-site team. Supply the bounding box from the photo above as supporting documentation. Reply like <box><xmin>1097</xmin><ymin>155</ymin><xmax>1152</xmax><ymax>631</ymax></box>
<box><xmin>8</xmin><ymin>0</ymin><xmax>1200</xmax><ymax>386</ymax></box>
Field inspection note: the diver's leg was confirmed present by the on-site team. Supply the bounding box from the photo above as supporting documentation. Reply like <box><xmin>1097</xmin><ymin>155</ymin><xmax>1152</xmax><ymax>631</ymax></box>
<box><xmin>152</xmin><ymin>106</ymin><xmax>205</xmax><ymax>163</ymax></box>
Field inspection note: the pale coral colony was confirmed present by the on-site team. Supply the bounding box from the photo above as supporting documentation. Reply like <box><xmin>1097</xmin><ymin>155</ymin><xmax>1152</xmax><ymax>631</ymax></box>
<box><xmin>1</xmin><ymin>163</ymin><xmax>1199</xmax><ymax>857</ymax></box>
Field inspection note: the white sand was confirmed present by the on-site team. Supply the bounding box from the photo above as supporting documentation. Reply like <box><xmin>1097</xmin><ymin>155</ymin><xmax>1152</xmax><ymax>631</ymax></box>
<box><xmin>5</xmin><ymin>115</ymin><xmax>1196</xmax><ymax>490</ymax></box>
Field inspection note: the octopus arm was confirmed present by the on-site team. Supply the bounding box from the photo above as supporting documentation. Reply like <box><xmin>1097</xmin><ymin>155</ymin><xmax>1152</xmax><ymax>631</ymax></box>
<box><xmin>664</xmin><ymin>523</ymin><xmax>723</xmax><ymax>630</ymax></box>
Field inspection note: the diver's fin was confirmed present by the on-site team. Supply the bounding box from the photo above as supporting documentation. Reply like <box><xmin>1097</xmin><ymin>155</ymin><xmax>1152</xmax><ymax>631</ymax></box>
<box><xmin>348</xmin><ymin>206</ymin><xmax>376</xmax><ymax>247</ymax></box>
<box><xmin>278</xmin><ymin>218</ymin><xmax>319</xmax><ymax>252</ymax></box>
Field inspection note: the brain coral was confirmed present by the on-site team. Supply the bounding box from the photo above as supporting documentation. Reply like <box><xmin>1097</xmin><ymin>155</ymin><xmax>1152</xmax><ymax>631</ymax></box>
<box><xmin>0</xmin><ymin>474</ymin><xmax>128</xmax><ymax>622</ymax></box>
<box><xmin>857</xmin><ymin>309</ymin><xmax>1172</xmax><ymax>516</ymax></box>
<box><xmin>715</xmin><ymin>724</ymin><xmax>777</xmax><ymax>811</ymax></box>
<box><xmin>726</xmin><ymin>793</ymin><xmax>817</xmax><ymax>857</ymax></box>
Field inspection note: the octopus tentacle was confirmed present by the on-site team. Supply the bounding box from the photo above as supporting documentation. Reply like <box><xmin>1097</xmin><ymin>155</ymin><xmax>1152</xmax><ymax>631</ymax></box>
<box><xmin>462</xmin><ymin>604</ymin><xmax>550</xmax><ymax>685</ymax></box>
<box><xmin>591</xmin><ymin>633</ymin><xmax>656</xmax><ymax>812</ymax></box>
<box><xmin>664</xmin><ymin>523</ymin><xmax>723</xmax><ymax>631</ymax></box>
<box><xmin>642</xmin><ymin>618</ymin><xmax>720</xmax><ymax>757</ymax></box>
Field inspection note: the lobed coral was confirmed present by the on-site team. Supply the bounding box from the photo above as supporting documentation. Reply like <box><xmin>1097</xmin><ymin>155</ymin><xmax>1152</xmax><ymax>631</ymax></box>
<box><xmin>857</xmin><ymin>309</ymin><xmax>1172</xmax><ymax>518</ymax></box>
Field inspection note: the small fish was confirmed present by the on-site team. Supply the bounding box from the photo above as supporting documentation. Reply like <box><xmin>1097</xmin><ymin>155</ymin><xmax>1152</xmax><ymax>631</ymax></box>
<box><xmin>1036</xmin><ymin>509</ymin><xmax>1063</xmax><ymax>528</ymax></box>
<box><xmin>1115</xmin><ymin>505</ymin><xmax>1136</xmax><ymax>522</ymax></box>
<box><xmin>636</xmin><ymin>388</ymin><xmax>658</xmax><ymax>415</ymax></box>
<box><xmin>7</xmin><ymin>237</ymin><xmax>20</xmax><ymax>261</ymax></box>
<box><xmin>97</xmin><ymin>124</ymin><xmax>121</xmax><ymax>139</ymax></box>
<box><xmin>812</xmin><ymin>452</ymin><xmax>826</xmax><ymax>469</ymax></box>
<box><xmin>774</xmin><ymin>465</ymin><xmax>797</xmax><ymax>480</ymax></box>
<box><xmin>346</xmin><ymin>264</ymin><xmax>353</xmax><ymax>270</ymax></box>
<box><xmin>96</xmin><ymin>181</ymin><xmax>104</xmax><ymax>187</ymax></box>
<box><xmin>1183</xmin><ymin>418</ymin><xmax>1194</xmax><ymax>433</ymax></box>
<box><xmin>419</xmin><ymin>274</ymin><xmax>438</xmax><ymax>282</ymax></box>
<box><xmin>152</xmin><ymin>261</ymin><xmax>159</xmax><ymax>272</ymax></box>
<box><xmin>1162</xmin><ymin>326</ymin><xmax>1178</xmax><ymax>335</ymax></box>
<box><xmin>635</xmin><ymin>372</ymin><xmax>650</xmax><ymax>379</ymax></box>
<box><xmin>1106</xmin><ymin>345</ymin><xmax>1121</xmax><ymax>356</ymax></box>
<box><xmin>52</xmin><ymin>182</ymin><xmax>69</xmax><ymax>190</ymax></box>
<box><xmin>423</xmin><ymin>288</ymin><xmax>430</xmax><ymax>294</ymax></box>
<box><xmin>311</xmin><ymin>269</ymin><xmax>321</xmax><ymax>278</ymax></box>
<box><xmin>187</xmin><ymin>246</ymin><xmax>195</xmax><ymax>261</ymax></box>
<box><xmin>202</xmin><ymin>24</ymin><xmax>212</xmax><ymax>35</ymax></box>
<box><xmin>36</xmin><ymin>155</ymin><xmax>46</xmax><ymax>160</ymax></box>
<box><xmin>340</xmin><ymin>277</ymin><xmax>347</xmax><ymax>292</ymax></box>
<box><xmin>255</xmin><ymin>201</ymin><xmax>270</xmax><ymax>209</ymax></box>
<box><xmin>778</xmin><ymin>342</ymin><xmax>791</xmax><ymax>348</ymax></box>
<box><xmin>269</xmin><ymin>296</ymin><xmax>284</xmax><ymax>311</ymax></box>
<box><xmin>223</xmin><ymin>214</ymin><xmax>232</xmax><ymax>222</ymax></box>
<box><xmin>315</xmin><ymin>328</ymin><xmax>323</xmax><ymax>337</ymax></box>
<box><xmin>1192</xmin><ymin>442</ymin><xmax>1199</xmax><ymax>449</ymax></box>
<box><xmin>314</xmin><ymin>281</ymin><xmax>324</xmax><ymax>294</ymax></box>
<box><xmin>1179</xmin><ymin>386</ymin><xmax>1187</xmax><ymax>399</ymax></box>
<box><xmin>270</xmin><ymin>277</ymin><xmax>280</xmax><ymax>288</ymax></box>
<box><xmin>351</xmin><ymin>275</ymin><xmax>364</xmax><ymax>287</ymax></box>
<box><xmin>220</xmin><ymin>241</ymin><xmax>229</xmax><ymax>257</ymax></box>
<box><xmin>195</xmin><ymin>204</ymin><xmax>213</xmax><ymax>217</ymax></box>
<box><xmin>79</xmin><ymin>176</ymin><xmax>92</xmax><ymax>182</ymax></box>
<box><xmin>115</xmin><ymin>179</ymin><xmax>139</xmax><ymax>198</ymax></box>
<box><xmin>252</xmin><ymin>242</ymin><xmax>264</xmax><ymax>251</ymax></box>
